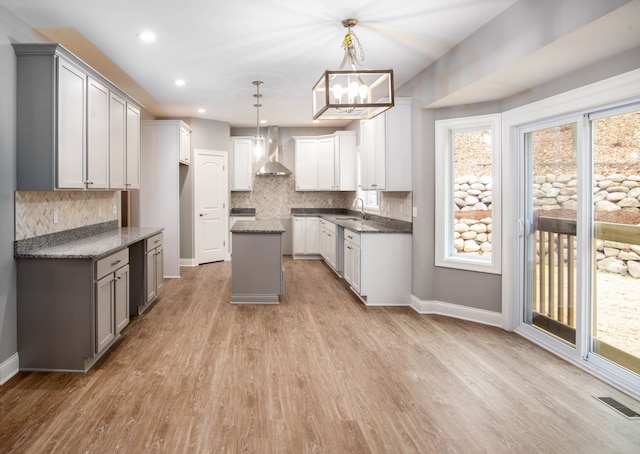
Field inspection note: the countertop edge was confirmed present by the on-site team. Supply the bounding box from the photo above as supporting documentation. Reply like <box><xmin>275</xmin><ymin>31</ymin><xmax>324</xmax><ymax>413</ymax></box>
<box><xmin>15</xmin><ymin>227</ymin><xmax>164</xmax><ymax>260</ymax></box>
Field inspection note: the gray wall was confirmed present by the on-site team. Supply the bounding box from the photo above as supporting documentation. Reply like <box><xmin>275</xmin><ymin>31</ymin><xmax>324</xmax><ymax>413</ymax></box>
<box><xmin>397</xmin><ymin>0</ymin><xmax>637</xmax><ymax>310</ymax></box>
<box><xmin>0</xmin><ymin>8</ymin><xmax>44</xmax><ymax>369</ymax></box>
<box><xmin>181</xmin><ymin>118</ymin><xmax>231</xmax><ymax>260</ymax></box>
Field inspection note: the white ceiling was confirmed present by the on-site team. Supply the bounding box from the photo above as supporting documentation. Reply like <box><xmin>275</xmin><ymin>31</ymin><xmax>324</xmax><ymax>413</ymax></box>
<box><xmin>1</xmin><ymin>0</ymin><xmax>519</xmax><ymax>126</ymax></box>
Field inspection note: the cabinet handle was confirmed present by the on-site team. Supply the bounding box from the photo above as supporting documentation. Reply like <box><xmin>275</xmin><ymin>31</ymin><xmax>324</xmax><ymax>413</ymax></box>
<box><xmin>115</xmin><ymin>274</ymin><xmax>122</xmax><ymax>280</ymax></box>
<box><xmin>110</xmin><ymin>259</ymin><xmax>122</xmax><ymax>266</ymax></box>
<box><xmin>156</xmin><ymin>250</ymin><xmax>161</xmax><ymax>256</ymax></box>
<box><xmin>85</xmin><ymin>180</ymin><xmax>94</xmax><ymax>185</ymax></box>
<box><xmin>154</xmin><ymin>239</ymin><xmax>160</xmax><ymax>244</ymax></box>
<box><xmin>347</xmin><ymin>235</ymin><xmax>353</xmax><ymax>239</ymax></box>
<box><xmin>347</xmin><ymin>246</ymin><xmax>352</xmax><ymax>250</ymax></box>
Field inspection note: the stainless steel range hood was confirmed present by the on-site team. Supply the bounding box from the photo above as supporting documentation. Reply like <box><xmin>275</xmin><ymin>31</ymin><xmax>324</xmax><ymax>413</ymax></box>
<box><xmin>256</xmin><ymin>126</ymin><xmax>292</xmax><ymax>176</ymax></box>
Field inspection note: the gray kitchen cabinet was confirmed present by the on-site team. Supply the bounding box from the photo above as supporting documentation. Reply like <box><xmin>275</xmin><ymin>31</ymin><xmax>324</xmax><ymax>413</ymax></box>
<box><xmin>359</xmin><ymin>98</ymin><xmax>412</xmax><ymax>191</ymax></box>
<box><xmin>229</xmin><ymin>215</ymin><xmax>256</xmax><ymax>254</ymax></box>
<box><xmin>13</xmin><ymin>43</ymin><xmax>141</xmax><ymax>191</ymax></box>
<box><xmin>231</xmin><ymin>137</ymin><xmax>253</xmax><ymax>190</ymax></box>
<box><xmin>87</xmin><ymin>77</ymin><xmax>109</xmax><ymax>189</ymax></box>
<box><xmin>145</xmin><ymin>233</ymin><xmax>164</xmax><ymax>306</ymax></box>
<box><xmin>95</xmin><ymin>249</ymin><xmax>130</xmax><ymax>354</ymax></box>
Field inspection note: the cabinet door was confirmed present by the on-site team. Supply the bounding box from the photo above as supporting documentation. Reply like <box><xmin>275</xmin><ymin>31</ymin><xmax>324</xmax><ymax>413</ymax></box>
<box><xmin>360</xmin><ymin>119</ymin><xmax>375</xmax><ymax>190</ymax></box>
<box><xmin>293</xmin><ymin>217</ymin><xmax>306</xmax><ymax>255</ymax></box>
<box><xmin>96</xmin><ymin>274</ymin><xmax>115</xmax><ymax>354</ymax></box>
<box><xmin>146</xmin><ymin>249</ymin><xmax>157</xmax><ymax>302</ymax></box>
<box><xmin>57</xmin><ymin>58</ymin><xmax>86</xmax><ymax>189</ymax></box>
<box><xmin>317</xmin><ymin>137</ymin><xmax>335</xmax><ymax>190</ymax></box>
<box><xmin>114</xmin><ymin>265</ymin><xmax>130</xmax><ymax>334</ymax></box>
<box><xmin>232</xmin><ymin>137</ymin><xmax>253</xmax><ymax>190</ymax></box>
<box><xmin>155</xmin><ymin>246</ymin><xmax>164</xmax><ymax>294</ymax></box>
<box><xmin>306</xmin><ymin>217</ymin><xmax>321</xmax><ymax>254</ymax></box>
<box><xmin>372</xmin><ymin>114</ymin><xmax>387</xmax><ymax>190</ymax></box>
<box><xmin>295</xmin><ymin>139</ymin><xmax>318</xmax><ymax>190</ymax></box>
<box><xmin>326</xmin><ymin>230</ymin><xmax>337</xmax><ymax>270</ymax></box>
<box><xmin>344</xmin><ymin>240</ymin><xmax>353</xmax><ymax>286</ymax></box>
<box><xmin>351</xmin><ymin>243</ymin><xmax>361</xmax><ymax>293</ymax></box>
<box><xmin>126</xmin><ymin>103</ymin><xmax>141</xmax><ymax>189</ymax></box>
<box><xmin>335</xmin><ymin>133</ymin><xmax>357</xmax><ymax>191</ymax></box>
<box><xmin>179</xmin><ymin>126</ymin><xmax>191</xmax><ymax>165</ymax></box>
<box><xmin>86</xmin><ymin>78</ymin><xmax>109</xmax><ymax>189</ymax></box>
<box><xmin>109</xmin><ymin>92</ymin><xmax>126</xmax><ymax>189</ymax></box>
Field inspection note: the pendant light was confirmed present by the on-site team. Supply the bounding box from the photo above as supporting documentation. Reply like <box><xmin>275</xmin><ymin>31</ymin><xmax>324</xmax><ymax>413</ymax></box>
<box><xmin>312</xmin><ymin>18</ymin><xmax>394</xmax><ymax>121</ymax></box>
<box><xmin>253</xmin><ymin>80</ymin><xmax>266</xmax><ymax>162</ymax></box>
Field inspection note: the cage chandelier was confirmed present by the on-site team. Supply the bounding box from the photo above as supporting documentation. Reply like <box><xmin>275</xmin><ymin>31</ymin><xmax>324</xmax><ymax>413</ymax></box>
<box><xmin>312</xmin><ymin>18</ymin><xmax>394</xmax><ymax>121</ymax></box>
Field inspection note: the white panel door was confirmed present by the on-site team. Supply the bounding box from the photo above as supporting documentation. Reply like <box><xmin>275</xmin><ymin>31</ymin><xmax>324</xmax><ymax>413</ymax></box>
<box><xmin>196</xmin><ymin>150</ymin><xmax>228</xmax><ymax>264</ymax></box>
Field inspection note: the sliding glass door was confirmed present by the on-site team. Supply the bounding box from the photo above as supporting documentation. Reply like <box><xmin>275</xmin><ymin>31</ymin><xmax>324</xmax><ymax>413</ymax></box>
<box><xmin>521</xmin><ymin>103</ymin><xmax>640</xmax><ymax>381</ymax></box>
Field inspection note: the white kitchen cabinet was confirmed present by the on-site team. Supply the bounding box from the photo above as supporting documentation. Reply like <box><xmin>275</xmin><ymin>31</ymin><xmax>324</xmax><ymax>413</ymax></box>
<box><xmin>320</xmin><ymin>219</ymin><xmax>342</xmax><ymax>273</ymax></box>
<box><xmin>95</xmin><ymin>249</ymin><xmax>130</xmax><ymax>354</ymax></box>
<box><xmin>86</xmin><ymin>77</ymin><xmax>109</xmax><ymax>189</ymax></box>
<box><xmin>231</xmin><ymin>137</ymin><xmax>254</xmax><ymax>191</ymax></box>
<box><xmin>343</xmin><ymin>230</ymin><xmax>412</xmax><ymax>306</ymax></box>
<box><xmin>293</xmin><ymin>216</ymin><xmax>321</xmax><ymax>258</ymax></box>
<box><xmin>317</xmin><ymin>137</ymin><xmax>336</xmax><ymax>190</ymax></box>
<box><xmin>360</xmin><ymin>98</ymin><xmax>412</xmax><ymax>191</ymax></box>
<box><xmin>140</xmin><ymin>121</ymin><xmax>187</xmax><ymax>279</ymax></box>
<box><xmin>179</xmin><ymin>123</ymin><xmax>191</xmax><ymax>165</ymax></box>
<box><xmin>145</xmin><ymin>233</ymin><xmax>164</xmax><ymax>305</ymax></box>
<box><xmin>294</xmin><ymin>138</ymin><xmax>319</xmax><ymax>190</ymax></box>
<box><xmin>13</xmin><ymin>43</ymin><xmax>141</xmax><ymax>191</ymax></box>
<box><xmin>343</xmin><ymin>230</ymin><xmax>361</xmax><ymax>294</ymax></box>
<box><xmin>294</xmin><ymin>131</ymin><xmax>356</xmax><ymax>191</ymax></box>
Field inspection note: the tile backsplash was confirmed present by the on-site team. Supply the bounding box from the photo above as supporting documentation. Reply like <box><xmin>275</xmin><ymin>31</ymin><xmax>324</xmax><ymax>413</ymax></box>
<box><xmin>15</xmin><ymin>191</ymin><xmax>119</xmax><ymax>240</ymax></box>
<box><xmin>231</xmin><ymin>175</ymin><xmax>413</xmax><ymax>222</ymax></box>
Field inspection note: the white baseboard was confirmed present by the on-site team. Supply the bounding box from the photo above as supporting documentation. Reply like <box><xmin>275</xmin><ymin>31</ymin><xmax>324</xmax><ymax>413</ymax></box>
<box><xmin>0</xmin><ymin>353</ymin><xmax>19</xmax><ymax>385</ymax></box>
<box><xmin>180</xmin><ymin>258</ymin><xmax>198</xmax><ymax>267</ymax></box>
<box><xmin>410</xmin><ymin>295</ymin><xmax>503</xmax><ymax>328</ymax></box>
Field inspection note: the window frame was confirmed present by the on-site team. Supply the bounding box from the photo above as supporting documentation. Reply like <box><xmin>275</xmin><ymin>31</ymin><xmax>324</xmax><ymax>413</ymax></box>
<box><xmin>435</xmin><ymin>113</ymin><xmax>502</xmax><ymax>274</ymax></box>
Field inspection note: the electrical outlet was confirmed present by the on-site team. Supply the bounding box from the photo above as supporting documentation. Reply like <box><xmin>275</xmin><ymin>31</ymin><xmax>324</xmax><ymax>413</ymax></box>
<box><xmin>112</xmin><ymin>204</ymin><xmax>117</xmax><ymax>215</ymax></box>
<box><xmin>328</xmin><ymin>198</ymin><xmax>333</xmax><ymax>205</ymax></box>
<box><xmin>53</xmin><ymin>210</ymin><xmax>59</xmax><ymax>224</ymax></box>
<box><xmin>99</xmin><ymin>207</ymin><xmax>102</xmax><ymax>217</ymax></box>
<box><xmin>413</xmin><ymin>207</ymin><xmax>418</xmax><ymax>218</ymax></box>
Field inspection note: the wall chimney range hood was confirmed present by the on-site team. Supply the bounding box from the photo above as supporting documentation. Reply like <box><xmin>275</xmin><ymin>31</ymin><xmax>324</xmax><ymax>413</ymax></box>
<box><xmin>256</xmin><ymin>126</ymin><xmax>291</xmax><ymax>176</ymax></box>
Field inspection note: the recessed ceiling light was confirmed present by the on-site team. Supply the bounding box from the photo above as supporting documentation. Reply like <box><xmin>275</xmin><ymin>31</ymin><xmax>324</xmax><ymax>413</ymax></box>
<box><xmin>197</xmin><ymin>108</ymin><xmax>205</xmax><ymax>113</ymax></box>
<box><xmin>174</xmin><ymin>79</ymin><xmax>186</xmax><ymax>87</ymax></box>
<box><xmin>136</xmin><ymin>31</ymin><xmax>156</xmax><ymax>42</ymax></box>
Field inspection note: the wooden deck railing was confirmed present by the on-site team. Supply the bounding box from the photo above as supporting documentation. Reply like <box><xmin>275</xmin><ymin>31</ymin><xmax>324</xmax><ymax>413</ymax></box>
<box><xmin>532</xmin><ymin>215</ymin><xmax>639</xmax><ymax>336</ymax></box>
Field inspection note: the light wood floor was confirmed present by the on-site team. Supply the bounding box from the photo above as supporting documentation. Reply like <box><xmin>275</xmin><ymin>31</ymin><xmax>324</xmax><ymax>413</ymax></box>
<box><xmin>1</xmin><ymin>258</ymin><xmax>639</xmax><ymax>453</ymax></box>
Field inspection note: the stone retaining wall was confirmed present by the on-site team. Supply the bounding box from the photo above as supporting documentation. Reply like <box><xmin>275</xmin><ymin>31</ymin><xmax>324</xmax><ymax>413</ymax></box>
<box><xmin>453</xmin><ymin>173</ymin><xmax>640</xmax><ymax>278</ymax></box>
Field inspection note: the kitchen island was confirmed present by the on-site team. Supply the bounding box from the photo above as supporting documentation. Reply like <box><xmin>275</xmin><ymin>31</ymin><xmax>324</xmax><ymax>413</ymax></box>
<box><xmin>230</xmin><ymin>219</ymin><xmax>285</xmax><ymax>304</ymax></box>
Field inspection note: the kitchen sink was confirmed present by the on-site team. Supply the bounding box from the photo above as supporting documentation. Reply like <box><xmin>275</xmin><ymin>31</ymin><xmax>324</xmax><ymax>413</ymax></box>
<box><xmin>333</xmin><ymin>216</ymin><xmax>363</xmax><ymax>221</ymax></box>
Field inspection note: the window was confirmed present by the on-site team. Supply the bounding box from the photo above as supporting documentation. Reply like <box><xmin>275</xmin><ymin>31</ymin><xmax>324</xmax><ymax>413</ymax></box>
<box><xmin>356</xmin><ymin>146</ymin><xmax>379</xmax><ymax>212</ymax></box>
<box><xmin>435</xmin><ymin>114</ymin><xmax>501</xmax><ymax>273</ymax></box>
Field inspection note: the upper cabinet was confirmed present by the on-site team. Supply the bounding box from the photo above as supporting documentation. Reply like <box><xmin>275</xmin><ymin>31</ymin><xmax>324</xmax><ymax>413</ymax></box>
<box><xmin>360</xmin><ymin>98</ymin><xmax>412</xmax><ymax>191</ymax></box>
<box><xmin>13</xmin><ymin>43</ymin><xmax>142</xmax><ymax>191</ymax></box>
<box><xmin>179</xmin><ymin>123</ymin><xmax>191</xmax><ymax>165</ymax></box>
<box><xmin>231</xmin><ymin>137</ymin><xmax>253</xmax><ymax>191</ymax></box>
<box><xmin>294</xmin><ymin>131</ymin><xmax>356</xmax><ymax>191</ymax></box>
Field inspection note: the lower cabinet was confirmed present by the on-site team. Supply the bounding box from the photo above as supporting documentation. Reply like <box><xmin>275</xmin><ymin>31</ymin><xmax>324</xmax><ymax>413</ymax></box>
<box><xmin>95</xmin><ymin>249</ymin><xmax>130</xmax><ymax>355</ymax></box>
<box><xmin>293</xmin><ymin>216</ymin><xmax>321</xmax><ymax>258</ymax></box>
<box><xmin>343</xmin><ymin>231</ymin><xmax>361</xmax><ymax>294</ymax></box>
<box><xmin>342</xmin><ymin>231</ymin><xmax>411</xmax><ymax>306</ymax></box>
<box><xmin>145</xmin><ymin>233</ymin><xmax>164</xmax><ymax>305</ymax></box>
<box><xmin>320</xmin><ymin>219</ymin><xmax>342</xmax><ymax>274</ymax></box>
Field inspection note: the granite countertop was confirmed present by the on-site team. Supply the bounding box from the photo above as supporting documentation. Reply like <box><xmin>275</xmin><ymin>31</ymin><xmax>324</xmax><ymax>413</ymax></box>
<box><xmin>291</xmin><ymin>208</ymin><xmax>412</xmax><ymax>234</ymax></box>
<box><xmin>230</xmin><ymin>219</ymin><xmax>285</xmax><ymax>233</ymax></box>
<box><xmin>230</xmin><ymin>208</ymin><xmax>256</xmax><ymax>216</ymax></box>
<box><xmin>15</xmin><ymin>227</ymin><xmax>163</xmax><ymax>259</ymax></box>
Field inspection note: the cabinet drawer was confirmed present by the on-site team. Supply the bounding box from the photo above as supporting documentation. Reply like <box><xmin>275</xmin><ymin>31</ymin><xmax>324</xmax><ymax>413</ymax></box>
<box><xmin>320</xmin><ymin>219</ymin><xmax>337</xmax><ymax>234</ymax></box>
<box><xmin>96</xmin><ymin>248</ymin><xmax>129</xmax><ymax>279</ymax></box>
<box><xmin>344</xmin><ymin>230</ymin><xmax>361</xmax><ymax>247</ymax></box>
<box><xmin>146</xmin><ymin>233</ymin><xmax>163</xmax><ymax>252</ymax></box>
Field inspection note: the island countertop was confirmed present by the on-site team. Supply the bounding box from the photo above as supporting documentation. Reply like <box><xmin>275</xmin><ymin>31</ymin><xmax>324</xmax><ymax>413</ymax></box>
<box><xmin>230</xmin><ymin>219</ymin><xmax>285</xmax><ymax>234</ymax></box>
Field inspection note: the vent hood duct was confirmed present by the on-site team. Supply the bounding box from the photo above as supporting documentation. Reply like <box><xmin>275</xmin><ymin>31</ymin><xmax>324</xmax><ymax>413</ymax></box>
<box><xmin>256</xmin><ymin>126</ymin><xmax>292</xmax><ymax>176</ymax></box>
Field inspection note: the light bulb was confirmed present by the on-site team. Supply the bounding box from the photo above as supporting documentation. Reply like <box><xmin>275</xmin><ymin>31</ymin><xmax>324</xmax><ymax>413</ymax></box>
<box><xmin>358</xmin><ymin>84</ymin><xmax>368</xmax><ymax>102</ymax></box>
<box><xmin>332</xmin><ymin>84</ymin><xmax>343</xmax><ymax>103</ymax></box>
<box><xmin>348</xmin><ymin>81</ymin><xmax>359</xmax><ymax>103</ymax></box>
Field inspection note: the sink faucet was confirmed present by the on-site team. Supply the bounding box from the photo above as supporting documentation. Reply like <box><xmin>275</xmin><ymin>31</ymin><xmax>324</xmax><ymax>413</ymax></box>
<box><xmin>354</xmin><ymin>197</ymin><xmax>365</xmax><ymax>219</ymax></box>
